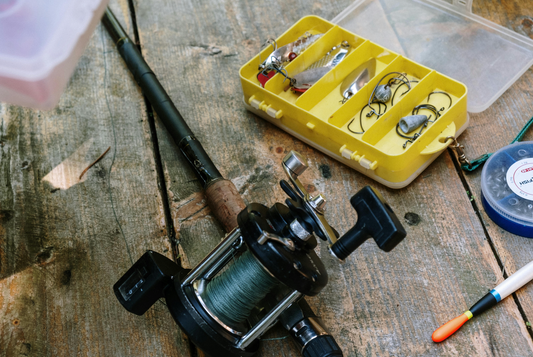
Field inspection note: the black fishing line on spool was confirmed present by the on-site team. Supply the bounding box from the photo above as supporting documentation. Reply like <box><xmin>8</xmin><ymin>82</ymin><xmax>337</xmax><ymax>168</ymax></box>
<box><xmin>203</xmin><ymin>251</ymin><xmax>279</xmax><ymax>327</ymax></box>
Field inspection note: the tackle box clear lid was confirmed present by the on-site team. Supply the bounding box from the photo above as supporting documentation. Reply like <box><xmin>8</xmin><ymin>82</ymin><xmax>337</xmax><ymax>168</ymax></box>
<box><xmin>0</xmin><ymin>0</ymin><xmax>108</xmax><ymax>109</ymax></box>
<box><xmin>332</xmin><ymin>0</ymin><xmax>533</xmax><ymax>113</ymax></box>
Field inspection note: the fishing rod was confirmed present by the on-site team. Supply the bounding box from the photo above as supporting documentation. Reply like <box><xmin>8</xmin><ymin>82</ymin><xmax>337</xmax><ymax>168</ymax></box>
<box><xmin>102</xmin><ymin>8</ymin><xmax>406</xmax><ymax>357</ymax></box>
<box><xmin>101</xmin><ymin>8</ymin><xmax>244</xmax><ymax>232</ymax></box>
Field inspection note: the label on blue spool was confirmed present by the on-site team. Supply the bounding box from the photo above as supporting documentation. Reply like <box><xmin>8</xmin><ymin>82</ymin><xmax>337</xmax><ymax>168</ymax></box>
<box><xmin>481</xmin><ymin>142</ymin><xmax>533</xmax><ymax>238</ymax></box>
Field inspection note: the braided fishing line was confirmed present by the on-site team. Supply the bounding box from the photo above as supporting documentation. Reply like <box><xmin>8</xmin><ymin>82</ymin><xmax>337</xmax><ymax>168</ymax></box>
<box><xmin>203</xmin><ymin>251</ymin><xmax>278</xmax><ymax>327</ymax></box>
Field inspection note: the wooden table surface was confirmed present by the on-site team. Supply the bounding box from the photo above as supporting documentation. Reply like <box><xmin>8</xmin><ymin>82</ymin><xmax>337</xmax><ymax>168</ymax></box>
<box><xmin>2</xmin><ymin>0</ymin><xmax>533</xmax><ymax>356</ymax></box>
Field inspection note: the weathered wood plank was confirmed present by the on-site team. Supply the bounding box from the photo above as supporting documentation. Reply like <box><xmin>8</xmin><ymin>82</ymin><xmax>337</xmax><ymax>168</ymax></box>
<box><xmin>457</xmin><ymin>0</ymin><xmax>533</xmax><ymax>346</ymax></box>
<box><xmin>0</xmin><ymin>3</ymin><xmax>189</xmax><ymax>356</ymax></box>
<box><xmin>134</xmin><ymin>0</ymin><xmax>533</xmax><ymax>356</ymax></box>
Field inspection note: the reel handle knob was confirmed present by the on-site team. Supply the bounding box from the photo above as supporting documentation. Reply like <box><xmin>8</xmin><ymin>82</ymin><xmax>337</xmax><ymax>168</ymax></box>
<box><xmin>283</xmin><ymin>151</ymin><xmax>308</xmax><ymax>177</ymax></box>
<box><xmin>330</xmin><ymin>186</ymin><xmax>406</xmax><ymax>260</ymax></box>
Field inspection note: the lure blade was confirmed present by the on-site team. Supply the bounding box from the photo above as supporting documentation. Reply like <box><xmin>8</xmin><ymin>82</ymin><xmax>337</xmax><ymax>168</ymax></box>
<box><xmin>306</xmin><ymin>41</ymin><xmax>350</xmax><ymax>70</ymax></box>
<box><xmin>259</xmin><ymin>33</ymin><xmax>323</xmax><ymax>70</ymax></box>
<box><xmin>341</xmin><ymin>59</ymin><xmax>376</xmax><ymax>101</ymax></box>
<box><xmin>290</xmin><ymin>67</ymin><xmax>332</xmax><ymax>91</ymax></box>
<box><xmin>258</xmin><ymin>70</ymin><xmax>276</xmax><ymax>87</ymax></box>
<box><xmin>291</xmin><ymin>41</ymin><xmax>350</xmax><ymax>91</ymax></box>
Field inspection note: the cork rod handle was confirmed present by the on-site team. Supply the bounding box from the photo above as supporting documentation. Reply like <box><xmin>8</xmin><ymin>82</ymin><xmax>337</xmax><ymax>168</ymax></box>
<box><xmin>205</xmin><ymin>180</ymin><xmax>246</xmax><ymax>233</ymax></box>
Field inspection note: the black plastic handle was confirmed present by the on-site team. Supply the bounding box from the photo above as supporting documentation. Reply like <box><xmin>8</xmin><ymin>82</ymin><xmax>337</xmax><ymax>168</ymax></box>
<box><xmin>113</xmin><ymin>251</ymin><xmax>180</xmax><ymax>315</ymax></box>
<box><xmin>330</xmin><ymin>186</ymin><xmax>406</xmax><ymax>260</ymax></box>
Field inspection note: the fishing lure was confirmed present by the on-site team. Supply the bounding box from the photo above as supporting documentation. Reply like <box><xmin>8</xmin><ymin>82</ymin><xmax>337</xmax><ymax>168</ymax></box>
<box><xmin>340</xmin><ymin>58</ymin><xmax>376</xmax><ymax>104</ymax></box>
<box><xmin>257</xmin><ymin>33</ymin><xmax>323</xmax><ymax>87</ymax></box>
<box><xmin>289</xmin><ymin>41</ymin><xmax>350</xmax><ymax>92</ymax></box>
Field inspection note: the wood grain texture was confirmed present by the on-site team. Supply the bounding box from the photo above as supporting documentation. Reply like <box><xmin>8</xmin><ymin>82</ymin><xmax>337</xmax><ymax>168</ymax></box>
<box><xmin>0</xmin><ymin>3</ymin><xmax>190</xmax><ymax>357</ymax></box>
<box><xmin>461</xmin><ymin>0</ymin><xmax>533</xmax><ymax>344</ymax></box>
<box><xmin>134</xmin><ymin>0</ymin><xmax>533</xmax><ymax>356</ymax></box>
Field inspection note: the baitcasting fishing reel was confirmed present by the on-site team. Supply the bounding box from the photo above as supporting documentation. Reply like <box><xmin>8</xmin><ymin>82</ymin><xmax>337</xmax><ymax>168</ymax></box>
<box><xmin>114</xmin><ymin>151</ymin><xmax>406</xmax><ymax>357</ymax></box>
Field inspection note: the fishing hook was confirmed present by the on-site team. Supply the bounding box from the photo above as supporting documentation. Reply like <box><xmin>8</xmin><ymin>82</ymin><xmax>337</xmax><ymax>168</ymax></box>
<box><xmin>391</xmin><ymin>80</ymin><xmax>420</xmax><ymax>106</ymax></box>
<box><xmin>367</xmin><ymin>72</ymin><xmax>411</xmax><ymax>117</ymax></box>
<box><xmin>258</xmin><ymin>38</ymin><xmax>278</xmax><ymax>70</ymax></box>
<box><xmin>427</xmin><ymin>91</ymin><xmax>452</xmax><ymax>110</ymax></box>
<box><xmin>347</xmin><ymin>101</ymin><xmax>387</xmax><ymax>134</ymax></box>
<box><xmin>397</xmin><ymin>103</ymin><xmax>440</xmax><ymax>148</ymax></box>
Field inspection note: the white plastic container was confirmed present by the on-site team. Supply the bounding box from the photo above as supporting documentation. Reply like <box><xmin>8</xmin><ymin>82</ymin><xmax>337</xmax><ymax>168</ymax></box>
<box><xmin>0</xmin><ymin>0</ymin><xmax>108</xmax><ymax>109</ymax></box>
<box><xmin>481</xmin><ymin>142</ymin><xmax>533</xmax><ymax>238</ymax></box>
<box><xmin>333</xmin><ymin>0</ymin><xmax>533</xmax><ymax>113</ymax></box>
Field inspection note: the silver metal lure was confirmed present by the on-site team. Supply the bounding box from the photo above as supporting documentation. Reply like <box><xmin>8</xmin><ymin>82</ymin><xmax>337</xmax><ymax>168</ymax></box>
<box><xmin>291</xmin><ymin>41</ymin><xmax>350</xmax><ymax>91</ymax></box>
<box><xmin>259</xmin><ymin>33</ymin><xmax>323</xmax><ymax>70</ymax></box>
<box><xmin>340</xmin><ymin>59</ymin><xmax>376</xmax><ymax>103</ymax></box>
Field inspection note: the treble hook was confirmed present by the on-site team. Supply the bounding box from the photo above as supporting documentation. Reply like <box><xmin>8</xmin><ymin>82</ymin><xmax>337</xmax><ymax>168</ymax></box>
<box><xmin>258</xmin><ymin>38</ymin><xmax>278</xmax><ymax>70</ymax></box>
<box><xmin>262</xmin><ymin>61</ymin><xmax>291</xmax><ymax>83</ymax></box>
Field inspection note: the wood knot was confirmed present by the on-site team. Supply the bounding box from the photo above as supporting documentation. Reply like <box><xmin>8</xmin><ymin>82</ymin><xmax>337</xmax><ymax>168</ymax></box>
<box><xmin>0</xmin><ymin>209</ymin><xmax>14</xmax><ymax>222</ymax></box>
<box><xmin>12</xmin><ymin>319</ymin><xmax>20</xmax><ymax>326</ymax></box>
<box><xmin>515</xmin><ymin>16</ymin><xmax>533</xmax><ymax>38</ymax></box>
<box><xmin>61</xmin><ymin>270</ymin><xmax>72</xmax><ymax>286</ymax></box>
<box><xmin>404</xmin><ymin>212</ymin><xmax>421</xmax><ymax>226</ymax></box>
<box><xmin>319</xmin><ymin>164</ymin><xmax>332</xmax><ymax>179</ymax></box>
<box><xmin>35</xmin><ymin>247</ymin><xmax>54</xmax><ymax>266</ymax></box>
<box><xmin>522</xmin><ymin>18</ymin><xmax>533</xmax><ymax>28</ymax></box>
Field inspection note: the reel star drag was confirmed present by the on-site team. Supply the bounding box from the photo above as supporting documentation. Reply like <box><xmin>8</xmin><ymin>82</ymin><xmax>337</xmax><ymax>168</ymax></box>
<box><xmin>113</xmin><ymin>151</ymin><xmax>406</xmax><ymax>357</ymax></box>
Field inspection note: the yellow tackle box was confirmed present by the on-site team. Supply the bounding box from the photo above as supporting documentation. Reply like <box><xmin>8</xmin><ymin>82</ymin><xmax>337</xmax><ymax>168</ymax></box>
<box><xmin>239</xmin><ymin>0</ymin><xmax>533</xmax><ymax>188</ymax></box>
<box><xmin>240</xmin><ymin>16</ymin><xmax>467</xmax><ymax>188</ymax></box>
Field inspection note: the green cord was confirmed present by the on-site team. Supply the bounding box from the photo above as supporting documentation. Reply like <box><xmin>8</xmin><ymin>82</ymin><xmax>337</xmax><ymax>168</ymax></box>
<box><xmin>203</xmin><ymin>251</ymin><xmax>278</xmax><ymax>327</ymax></box>
<box><xmin>461</xmin><ymin>116</ymin><xmax>533</xmax><ymax>172</ymax></box>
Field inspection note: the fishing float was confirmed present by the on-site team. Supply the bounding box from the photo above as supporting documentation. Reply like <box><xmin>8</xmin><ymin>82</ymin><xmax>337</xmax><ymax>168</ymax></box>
<box><xmin>432</xmin><ymin>260</ymin><xmax>533</xmax><ymax>342</ymax></box>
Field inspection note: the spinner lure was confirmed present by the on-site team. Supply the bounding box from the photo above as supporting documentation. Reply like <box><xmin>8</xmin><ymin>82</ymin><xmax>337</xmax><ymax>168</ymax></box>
<box><xmin>289</xmin><ymin>41</ymin><xmax>350</xmax><ymax>92</ymax></box>
<box><xmin>257</xmin><ymin>32</ymin><xmax>323</xmax><ymax>87</ymax></box>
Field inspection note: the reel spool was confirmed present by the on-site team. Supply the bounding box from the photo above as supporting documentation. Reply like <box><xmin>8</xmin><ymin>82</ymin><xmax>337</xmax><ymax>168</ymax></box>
<box><xmin>113</xmin><ymin>151</ymin><xmax>406</xmax><ymax>357</ymax></box>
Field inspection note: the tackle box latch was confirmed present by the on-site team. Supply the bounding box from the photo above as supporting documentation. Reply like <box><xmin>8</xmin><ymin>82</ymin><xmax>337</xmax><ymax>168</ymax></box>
<box><xmin>249</xmin><ymin>95</ymin><xmax>283</xmax><ymax>119</ymax></box>
<box><xmin>339</xmin><ymin>145</ymin><xmax>378</xmax><ymax>170</ymax></box>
